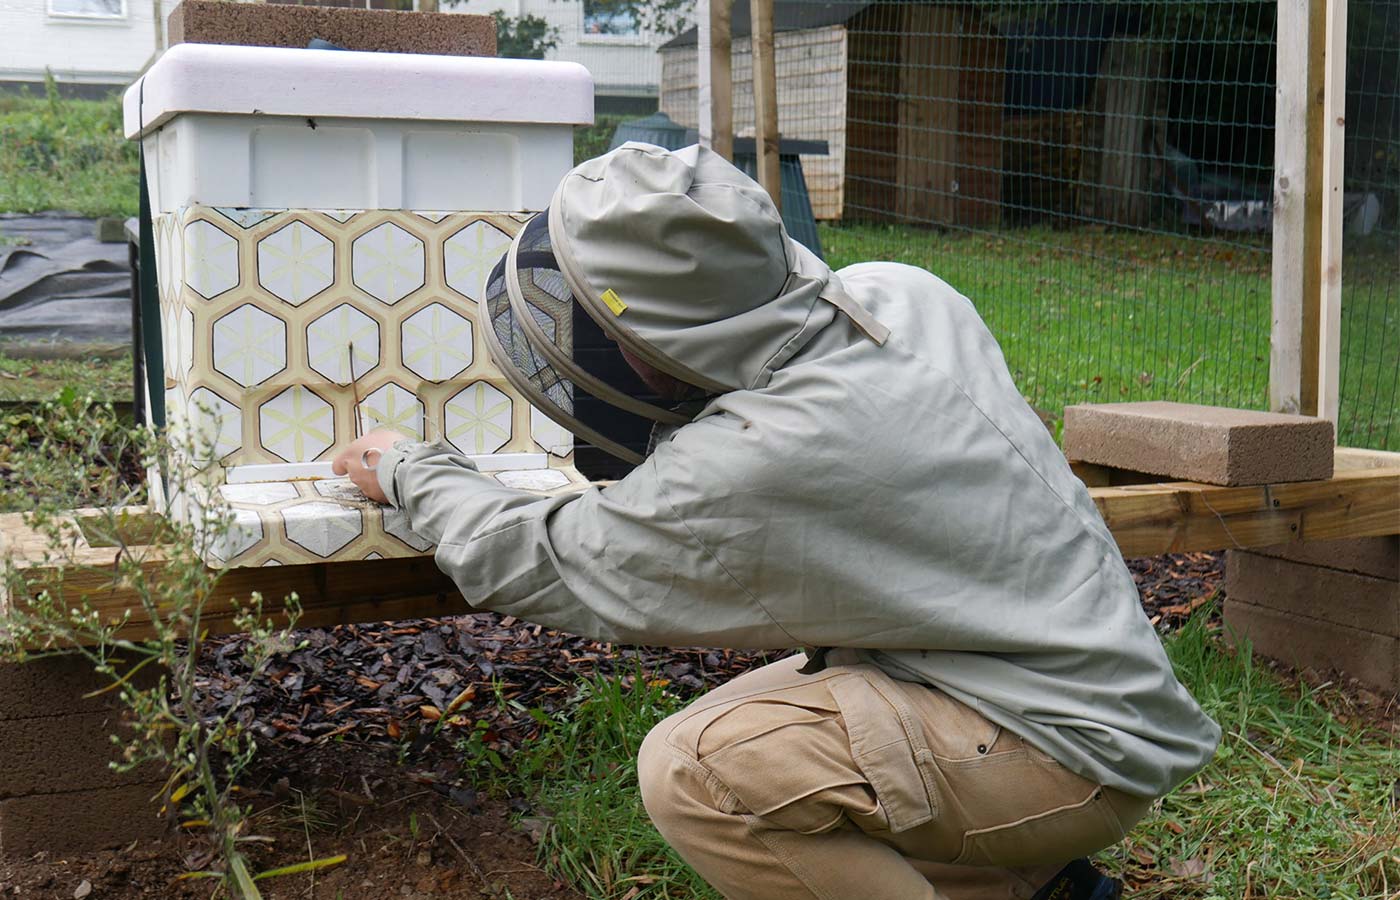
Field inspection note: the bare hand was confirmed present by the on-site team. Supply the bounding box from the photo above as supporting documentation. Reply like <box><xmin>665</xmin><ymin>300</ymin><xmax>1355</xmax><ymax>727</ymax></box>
<box><xmin>331</xmin><ymin>429</ymin><xmax>409</xmax><ymax>504</ymax></box>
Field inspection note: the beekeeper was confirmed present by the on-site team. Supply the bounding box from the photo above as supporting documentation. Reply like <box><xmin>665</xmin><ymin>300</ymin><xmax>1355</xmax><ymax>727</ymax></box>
<box><xmin>332</xmin><ymin>143</ymin><xmax>1220</xmax><ymax>900</ymax></box>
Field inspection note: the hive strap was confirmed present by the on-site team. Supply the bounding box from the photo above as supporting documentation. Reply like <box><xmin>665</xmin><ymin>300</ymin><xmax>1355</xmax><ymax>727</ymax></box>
<box><xmin>820</xmin><ymin>278</ymin><xmax>890</xmax><ymax>346</ymax></box>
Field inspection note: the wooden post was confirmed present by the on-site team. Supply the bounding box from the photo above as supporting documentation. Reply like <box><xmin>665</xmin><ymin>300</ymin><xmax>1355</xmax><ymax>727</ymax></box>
<box><xmin>712</xmin><ymin>0</ymin><xmax>733</xmax><ymax>160</ymax></box>
<box><xmin>751</xmin><ymin>0</ymin><xmax>780</xmax><ymax>210</ymax></box>
<box><xmin>1317</xmin><ymin>0</ymin><xmax>1347</xmax><ymax>429</ymax></box>
<box><xmin>698</xmin><ymin>0</ymin><xmax>712</xmax><ymax>147</ymax></box>
<box><xmin>1270</xmin><ymin>0</ymin><xmax>1329</xmax><ymax>416</ymax></box>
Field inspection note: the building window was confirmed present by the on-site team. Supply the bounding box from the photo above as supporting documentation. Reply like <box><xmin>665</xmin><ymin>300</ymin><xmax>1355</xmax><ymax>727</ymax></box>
<box><xmin>48</xmin><ymin>0</ymin><xmax>126</xmax><ymax>18</ymax></box>
<box><xmin>583</xmin><ymin>0</ymin><xmax>639</xmax><ymax>35</ymax></box>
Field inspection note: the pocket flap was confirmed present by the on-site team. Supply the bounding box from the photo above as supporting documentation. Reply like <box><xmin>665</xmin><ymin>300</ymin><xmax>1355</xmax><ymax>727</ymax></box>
<box><xmin>828</xmin><ymin>673</ymin><xmax>940</xmax><ymax>832</ymax></box>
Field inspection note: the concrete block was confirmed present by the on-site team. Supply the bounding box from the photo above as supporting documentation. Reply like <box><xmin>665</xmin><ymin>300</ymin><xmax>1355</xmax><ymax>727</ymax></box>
<box><xmin>0</xmin><ymin>654</ymin><xmax>161</xmax><ymax>722</ymax></box>
<box><xmin>1224</xmin><ymin>599</ymin><xmax>1399</xmax><ymax>693</ymax></box>
<box><xmin>0</xmin><ymin>710</ymin><xmax>162</xmax><ymax>800</ymax></box>
<box><xmin>1063</xmin><ymin>401</ymin><xmax>1334</xmax><ymax>486</ymax></box>
<box><xmin>1226</xmin><ymin>551</ymin><xmax>1400</xmax><ymax>636</ymax></box>
<box><xmin>168</xmin><ymin>1</ymin><xmax>496</xmax><ymax>57</ymax></box>
<box><xmin>1252</xmin><ymin>536</ymin><xmax>1398</xmax><ymax>581</ymax></box>
<box><xmin>0</xmin><ymin>781</ymin><xmax>166</xmax><ymax>856</ymax></box>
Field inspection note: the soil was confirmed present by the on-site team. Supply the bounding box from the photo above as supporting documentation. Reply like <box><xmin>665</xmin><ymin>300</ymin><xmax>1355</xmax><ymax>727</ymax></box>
<box><xmin>0</xmin><ymin>743</ymin><xmax>580</xmax><ymax>900</ymax></box>
<box><xmin>2</xmin><ymin>550</ymin><xmax>1391</xmax><ymax>898</ymax></box>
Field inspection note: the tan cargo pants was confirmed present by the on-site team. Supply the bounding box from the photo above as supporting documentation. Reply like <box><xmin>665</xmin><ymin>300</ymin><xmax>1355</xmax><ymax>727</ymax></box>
<box><xmin>637</xmin><ymin>654</ymin><xmax>1152</xmax><ymax>900</ymax></box>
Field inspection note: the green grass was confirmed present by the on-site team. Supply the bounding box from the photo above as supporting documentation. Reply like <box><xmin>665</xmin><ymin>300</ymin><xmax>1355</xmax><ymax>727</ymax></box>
<box><xmin>461</xmin><ymin>674</ymin><xmax>716</xmax><ymax>900</ymax></box>
<box><xmin>0</xmin><ymin>353</ymin><xmax>131</xmax><ymax>403</ymax></box>
<box><xmin>1</xmin><ymin>88</ymin><xmax>1392</xmax><ymax>448</ymax></box>
<box><xmin>0</xmin><ymin>83</ymin><xmax>138</xmax><ymax>218</ymax></box>
<box><xmin>465</xmin><ymin>616</ymin><xmax>1399</xmax><ymax>900</ymax></box>
<box><xmin>821</xmin><ymin>223</ymin><xmax>1399</xmax><ymax>450</ymax></box>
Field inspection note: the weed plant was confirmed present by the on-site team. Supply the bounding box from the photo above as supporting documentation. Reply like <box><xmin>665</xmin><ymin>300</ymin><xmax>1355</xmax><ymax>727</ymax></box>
<box><xmin>0</xmin><ymin>393</ymin><xmax>342</xmax><ymax>897</ymax></box>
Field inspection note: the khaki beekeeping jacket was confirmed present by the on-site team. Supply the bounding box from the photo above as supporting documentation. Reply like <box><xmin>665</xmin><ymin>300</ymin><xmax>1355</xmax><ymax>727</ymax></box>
<box><xmin>378</xmin><ymin>144</ymin><xmax>1220</xmax><ymax>798</ymax></box>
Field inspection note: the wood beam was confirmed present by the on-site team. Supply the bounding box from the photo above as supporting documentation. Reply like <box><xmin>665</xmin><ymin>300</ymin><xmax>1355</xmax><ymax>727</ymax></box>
<box><xmin>712</xmin><ymin>0</ymin><xmax>734</xmax><ymax>161</ymax></box>
<box><xmin>5</xmin><ymin>452</ymin><xmax>1396</xmax><ymax>645</ymax></box>
<box><xmin>1317</xmin><ymin>0</ymin><xmax>1347</xmax><ymax>426</ymax></box>
<box><xmin>1270</xmin><ymin>0</ymin><xmax>1329</xmax><ymax>416</ymax></box>
<box><xmin>750</xmin><ymin>0</ymin><xmax>780</xmax><ymax>209</ymax></box>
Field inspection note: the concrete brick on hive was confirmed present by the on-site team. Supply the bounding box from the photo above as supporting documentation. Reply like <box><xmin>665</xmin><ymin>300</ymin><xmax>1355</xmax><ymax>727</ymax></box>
<box><xmin>1226</xmin><ymin>551</ymin><xmax>1400</xmax><ymax>636</ymax></box>
<box><xmin>0</xmin><ymin>710</ymin><xmax>164</xmax><ymax>800</ymax></box>
<box><xmin>168</xmin><ymin>0</ymin><xmax>496</xmax><ymax>57</ymax></box>
<box><xmin>1224</xmin><ymin>599</ymin><xmax>1399</xmax><ymax>694</ymax></box>
<box><xmin>1251</xmin><ymin>536</ymin><xmax>1398</xmax><ymax>582</ymax></box>
<box><xmin>0</xmin><ymin>781</ymin><xmax>166</xmax><ymax>856</ymax></box>
<box><xmin>0</xmin><ymin>655</ymin><xmax>161</xmax><ymax>722</ymax></box>
<box><xmin>1062</xmin><ymin>401</ymin><xmax>1334</xmax><ymax>486</ymax></box>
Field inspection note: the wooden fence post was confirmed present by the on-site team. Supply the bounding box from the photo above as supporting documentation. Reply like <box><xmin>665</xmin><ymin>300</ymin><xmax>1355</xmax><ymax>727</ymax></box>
<box><xmin>751</xmin><ymin>0</ymin><xmax>780</xmax><ymax>210</ymax></box>
<box><xmin>698</xmin><ymin>0</ymin><xmax>733</xmax><ymax>160</ymax></box>
<box><xmin>1317</xmin><ymin>0</ymin><xmax>1347</xmax><ymax>428</ymax></box>
<box><xmin>1271</xmin><ymin>0</ymin><xmax>1342</xmax><ymax>420</ymax></box>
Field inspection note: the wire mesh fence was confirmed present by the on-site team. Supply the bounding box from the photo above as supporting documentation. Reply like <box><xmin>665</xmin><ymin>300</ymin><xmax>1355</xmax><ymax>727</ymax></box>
<box><xmin>635</xmin><ymin>0</ymin><xmax>1397</xmax><ymax>448</ymax></box>
<box><xmin>1339</xmin><ymin>0</ymin><xmax>1398</xmax><ymax>450</ymax></box>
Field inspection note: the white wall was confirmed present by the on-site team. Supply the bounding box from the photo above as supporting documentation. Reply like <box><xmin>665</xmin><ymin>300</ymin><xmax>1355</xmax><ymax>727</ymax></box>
<box><xmin>447</xmin><ymin>0</ymin><xmax>666</xmax><ymax>97</ymax></box>
<box><xmin>0</xmin><ymin>0</ymin><xmax>174</xmax><ymax>86</ymax></box>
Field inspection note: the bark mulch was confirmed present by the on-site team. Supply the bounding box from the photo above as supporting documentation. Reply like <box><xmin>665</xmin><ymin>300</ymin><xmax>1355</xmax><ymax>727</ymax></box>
<box><xmin>196</xmin><ymin>552</ymin><xmax>1227</xmax><ymax>769</ymax></box>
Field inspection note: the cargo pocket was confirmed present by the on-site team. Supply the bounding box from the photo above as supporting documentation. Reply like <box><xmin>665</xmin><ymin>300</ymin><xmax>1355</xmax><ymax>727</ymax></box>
<box><xmin>694</xmin><ymin>687</ymin><xmax>865</xmax><ymax>835</ymax></box>
<box><xmin>826</xmin><ymin>671</ymin><xmax>941</xmax><ymax>833</ymax></box>
<box><xmin>953</xmin><ymin>785</ymin><xmax>1126</xmax><ymax>868</ymax></box>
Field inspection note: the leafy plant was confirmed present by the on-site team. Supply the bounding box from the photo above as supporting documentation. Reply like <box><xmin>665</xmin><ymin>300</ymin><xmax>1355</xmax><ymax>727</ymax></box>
<box><xmin>491</xmin><ymin>11</ymin><xmax>561</xmax><ymax>60</ymax></box>
<box><xmin>0</xmin><ymin>394</ymin><xmax>343</xmax><ymax>898</ymax></box>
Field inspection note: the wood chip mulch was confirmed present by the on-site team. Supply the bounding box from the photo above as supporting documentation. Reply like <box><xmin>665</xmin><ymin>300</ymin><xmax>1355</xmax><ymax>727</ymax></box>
<box><xmin>195</xmin><ymin>552</ymin><xmax>1224</xmax><ymax>767</ymax></box>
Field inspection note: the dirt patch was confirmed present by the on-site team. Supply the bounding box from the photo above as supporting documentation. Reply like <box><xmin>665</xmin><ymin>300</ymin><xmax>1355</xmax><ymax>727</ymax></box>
<box><xmin>0</xmin><ymin>743</ymin><xmax>580</xmax><ymax>899</ymax></box>
<box><xmin>0</xmin><ymin>552</ymin><xmax>1235</xmax><ymax>898</ymax></box>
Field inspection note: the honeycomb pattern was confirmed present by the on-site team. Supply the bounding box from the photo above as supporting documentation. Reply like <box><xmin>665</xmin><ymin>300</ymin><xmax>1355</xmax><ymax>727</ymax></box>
<box><xmin>205</xmin><ymin>469</ymin><xmax>591</xmax><ymax>566</ymax></box>
<box><xmin>153</xmin><ymin>208</ymin><xmax>573</xmax><ymax>467</ymax></box>
<box><xmin>151</xmin><ymin>206</ymin><xmax>587</xmax><ymax>567</ymax></box>
<box><xmin>258</xmin><ymin>220</ymin><xmax>335</xmax><ymax>306</ymax></box>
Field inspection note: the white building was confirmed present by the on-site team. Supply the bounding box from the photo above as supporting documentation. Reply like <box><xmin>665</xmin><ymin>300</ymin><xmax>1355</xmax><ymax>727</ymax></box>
<box><xmin>0</xmin><ymin>0</ymin><xmax>173</xmax><ymax>88</ymax></box>
<box><xmin>0</xmin><ymin>0</ymin><xmax>672</xmax><ymax>105</ymax></box>
<box><xmin>446</xmin><ymin>0</ymin><xmax>676</xmax><ymax>103</ymax></box>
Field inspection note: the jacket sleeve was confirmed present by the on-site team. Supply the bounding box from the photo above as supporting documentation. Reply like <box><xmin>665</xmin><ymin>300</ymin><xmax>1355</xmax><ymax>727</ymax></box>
<box><xmin>374</xmin><ymin>439</ymin><xmax>793</xmax><ymax>648</ymax></box>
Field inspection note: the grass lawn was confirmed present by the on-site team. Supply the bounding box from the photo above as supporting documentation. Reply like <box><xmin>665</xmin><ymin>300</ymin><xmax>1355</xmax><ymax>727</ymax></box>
<box><xmin>0</xmin><ymin>86</ymin><xmax>138</xmax><ymax>219</ymax></box>
<box><xmin>1</xmin><ymin>88</ymin><xmax>1394</xmax><ymax>446</ymax></box>
<box><xmin>0</xmin><ymin>352</ymin><xmax>131</xmax><ymax>403</ymax></box>
<box><xmin>821</xmin><ymin>223</ymin><xmax>1399</xmax><ymax>450</ymax></box>
<box><xmin>468</xmin><ymin>615</ymin><xmax>1400</xmax><ymax>900</ymax></box>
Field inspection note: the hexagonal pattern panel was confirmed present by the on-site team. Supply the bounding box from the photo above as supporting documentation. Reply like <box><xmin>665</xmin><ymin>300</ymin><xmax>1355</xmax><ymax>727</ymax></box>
<box><xmin>213</xmin><ymin>304</ymin><xmax>287</xmax><ymax>387</ymax></box>
<box><xmin>530</xmin><ymin>406</ymin><xmax>573</xmax><ymax>457</ymax></box>
<box><xmin>444</xmin><ymin>381</ymin><xmax>513</xmax><ymax>454</ymax></box>
<box><xmin>182</xmin><ymin>387</ymin><xmax>242</xmax><ymax>461</ymax></box>
<box><xmin>177</xmin><ymin>307</ymin><xmax>195</xmax><ymax>378</ymax></box>
<box><xmin>220</xmin><ymin>482</ymin><xmax>298</xmax><ymax>505</ymax></box>
<box><xmin>184</xmin><ymin>219</ymin><xmax>239</xmax><ymax>299</ymax></box>
<box><xmin>444</xmin><ymin>220</ymin><xmax>510</xmax><ymax>301</ymax></box>
<box><xmin>307</xmin><ymin>304</ymin><xmax>380</xmax><ymax>384</ymax></box>
<box><xmin>401</xmin><ymin>303</ymin><xmax>473</xmax><ymax>382</ymax></box>
<box><xmin>495</xmin><ymin>468</ymin><xmax>571</xmax><ymax>491</ymax></box>
<box><xmin>259</xmin><ymin>386</ymin><xmax>335</xmax><ymax>462</ymax></box>
<box><xmin>282</xmin><ymin>501</ymin><xmax>363</xmax><ymax>558</ymax></box>
<box><xmin>359</xmin><ymin>382</ymin><xmax>425</xmax><ymax>440</ymax></box>
<box><xmin>151</xmin><ymin>207</ymin><xmax>596</xmax><ymax>567</ymax></box>
<box><xmin>207</xmin><ymin>507</ymin><xmax>264</xmax><ymax>564</ymax></box>
<box><xmin>352</xmin><ymin>222</ymin><xmax>424</xmax><ymax>305</ymax></box>
<box><xmin>258</xmin><ymin>221</ymin><xmax>334</xmax><ymax>305</ymax></box>
<box><xmin>382</xmin><ymin>507</ymin><xmax>433</xmax><ymax>552</ymax></box>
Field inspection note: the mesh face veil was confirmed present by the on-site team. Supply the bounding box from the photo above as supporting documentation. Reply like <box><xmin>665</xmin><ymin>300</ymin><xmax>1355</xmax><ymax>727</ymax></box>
<box><xmin>480</xmin><ymin>211</ymin><xmax>693</xmax><ymax>466</ymax></box>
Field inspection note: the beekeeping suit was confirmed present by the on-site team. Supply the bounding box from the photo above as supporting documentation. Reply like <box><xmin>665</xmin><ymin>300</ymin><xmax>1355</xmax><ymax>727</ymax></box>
<box><xmin>370</xmin><ymin>144</ymin><xmax>1220</xmax><ymax>900</ymax></box>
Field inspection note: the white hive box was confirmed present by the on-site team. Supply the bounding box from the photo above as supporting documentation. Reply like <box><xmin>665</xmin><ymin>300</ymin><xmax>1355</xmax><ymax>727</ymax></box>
<box><xmin>125</xmin><ymin>43</ymin><xmax>593</xmax><ymax>213</ymax></box>
<box><xmin>123</xmin><ymin>44</ymin><xmax>594</xmax><ymax>567</ymax></box>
